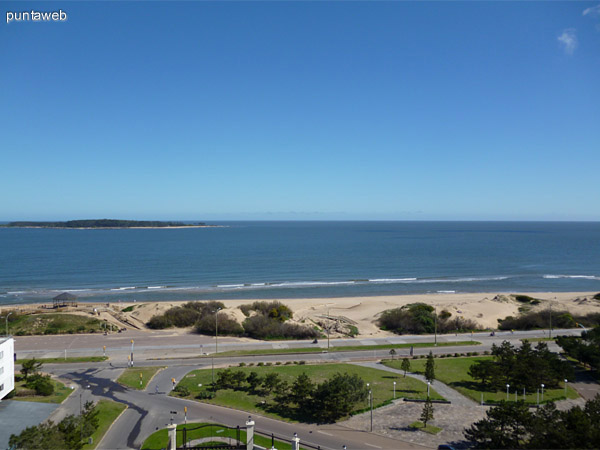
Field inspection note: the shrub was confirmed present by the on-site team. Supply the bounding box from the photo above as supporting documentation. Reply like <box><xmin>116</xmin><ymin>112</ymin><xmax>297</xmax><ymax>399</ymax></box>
<box><xmin>173</xmin><ymin>385</ymin><xmax>190</xmax><ymax>397</ymax></box>
<box><xmin>195</xmin><ymin>314</ymin><xmax>244</xmax><ymax>336</ymax></box>
<box><xmin>454</xmin><ymin>353</ymin><xmax>460</xmax><ymax>357</ymax></box>
<box><xmin>257</xmin><ymin>362</ymin><xmax>264</xmax><ymax>367</ymax></box>
<box><xmin>238</xmin><ymin>362</ymin><xmax>246</xmax><ymax>367</ymax></box>
<box><xmin>499</xmin><ymin>310</ymin><xmax>600</xmax><ymax>330</ymax></box>
<box><xmin>299</xmin><ymin>361</ymin><xmax>306</xmax><ymax>365</ymax></box>
<box><xmin>196</xmin><ymin>390</ymin><xmax>215</xmax><ymax>400</ymax></box>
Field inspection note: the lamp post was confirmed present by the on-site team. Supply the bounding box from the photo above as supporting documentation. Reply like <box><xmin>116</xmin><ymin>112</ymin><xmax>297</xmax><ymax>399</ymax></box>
<box><xmin>541</xmin><ymin>384</ymin><xmax>545</xmax><ymax>403</ymax></box>
<box><xmin>393</xmin><ymin>381</ymin><xmax>396</xmax><ymax>399</ymax></box>
<box><xmin>369</xmin><ymin>389</ymin><xmax>373</xmax><ymax>432</ymax></box>
<box><xmin>130</xmin><ymin>339</ymin><xmax>134</xmax><ymax>367</ymax></box>
<box><xmin>427</xmin><ymin>381</ymin><xmax>430</xmax><ymax>397</ymax></box>
<box><xmin>506</xmin><ymin>384</ymin><xmax>510</xmax><ymax>401</ymax></box>
<box><xmin>564</xmin><ymin>379</ymin><xmax>568</xmax><ymax>398</ymax></box>
<box><xmin>366</xmin><ymin>383</ymin><xmax>370</xmax><ymax>408</ymax></box>
<box><xmin>434</xmin><ymin>307</ymin><xmax>437</xmax><ymax>346</ymax></box>
<box><xmin>212</xmin><ymin>308</ymin><xmax>222</xmax><ymax>386</ymax></box>
<box><xmin>327</xmin><ymin>307</ymin><xmax>330</xmax><ymax>351</ymax></box>
<box><xmin>5</xmin><ymin>312</ymin><xmax>13</xmax><ymax>336</ymax></box>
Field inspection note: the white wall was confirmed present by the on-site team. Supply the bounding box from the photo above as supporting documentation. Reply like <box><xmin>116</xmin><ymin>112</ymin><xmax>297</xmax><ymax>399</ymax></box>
<box><xmin>0</xmin><ymin>338</ymin><xmax>15</xmax><ymax>400</ymax></box>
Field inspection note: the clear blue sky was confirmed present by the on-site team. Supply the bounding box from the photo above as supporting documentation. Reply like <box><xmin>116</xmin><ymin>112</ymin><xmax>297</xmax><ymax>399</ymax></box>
<box><xmin>2</xmin><ymin>1</ymin><xmax>599</xmax><ymax>221</ymax></box>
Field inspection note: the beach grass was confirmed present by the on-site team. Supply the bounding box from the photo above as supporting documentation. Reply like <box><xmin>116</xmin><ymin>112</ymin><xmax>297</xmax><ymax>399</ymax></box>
<box><xmin>173</xmin><ymin>363</ymin><xmax>444</xmax><ymax>423</ymax></box>
<box><xmin>117</xmin><ymin>366</ymin><xmax>164</xmax><ymax>390</ymax></box>
<box><xmin>8</xmin><ymin>313</ymin><xmax>105</xmax><ymax>336</ymax></box>
<box><xmin>12</xmin><ymin>377</ymin><xmax>73</xmax><ymax>404</ymax></box>
<box><xmin>16</xmin><ymin>356</ymin><xmax>108</xmax><ymax>364</ymax></box>
<box><xmin>82</xmin><ymin>400</ymin><xmax>127</xmax><ymax>450</ymax></box>
<box><xmin>384</xmin><ymin>356</ymin><xmax>579</xmax><ymax>404</ymax></box>
<box><xmin>141</xmin><ymin>422</ymin><xmax>300</xmax><ymax>450</ymax></box>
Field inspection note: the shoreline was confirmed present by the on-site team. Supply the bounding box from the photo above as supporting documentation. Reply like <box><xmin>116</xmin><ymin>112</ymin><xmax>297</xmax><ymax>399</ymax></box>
<box><xmin>3</xmin><ymin>291</ymin><xmax>598</xmax><ymax>338</ymax></box>
<box><xmin>0</xmin><ymin>225</ymin><xmax>224</xmax><ymax>230</ymax></box>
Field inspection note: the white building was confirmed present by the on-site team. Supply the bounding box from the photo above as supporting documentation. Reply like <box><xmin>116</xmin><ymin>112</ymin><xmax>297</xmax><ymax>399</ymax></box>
<box><xmin>0</xmin><ymin>337</ymin><xmax>15</xmax><ymax>401</ymax></box>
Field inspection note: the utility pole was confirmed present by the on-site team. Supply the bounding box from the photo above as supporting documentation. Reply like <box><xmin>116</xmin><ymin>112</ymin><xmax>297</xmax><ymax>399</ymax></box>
<box><xmin>434</xmin><ymin>307</ymin><xmax>437</xmax><ymax>346</ymax></box>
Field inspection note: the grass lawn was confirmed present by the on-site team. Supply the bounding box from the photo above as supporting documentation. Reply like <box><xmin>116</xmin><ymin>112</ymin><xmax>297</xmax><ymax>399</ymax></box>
<box><xmin>16</xmin><ymin>356</ymin><xmax>108</xmax><ymax>364</ymax></box>
<box><xmin>82</xmin><ymin>400</ymin><xmax>127</xmax><ymax>450</ymax></box>
<box><xmin>174</xmin><ymin>363</ymin><xmax>444</xmax><ymax>423</ymax></box>
<box><xmin>117</xmin><ymin>366</ymin><xmax>164</xmax><ymax>390</ymax></box>
<box><xmin>12</xmin><ymin>376</ymin><xmax>73</xmax><ymax>403</ymax></box>
<box><xmin>8</xmin><ymin>313</ymin><xmax>106</xmax><ymax>336</ymax></box>
<box><xmin>141</xmin><ymin>422</ymin><xmax>305</xmax><ymax>450</ymax></box>
<box><xmin>409</xmin><ymin>421</ymin><xmax>442</xmax><ymax>435</ymax></box>
<box><xmin>210</xmin><ymin>341</ymin><xmax>481</xmax><ymax>358</ymax></box>
<box><xmin>384</xmin><ymin>357</ymin><xmax>579</xmax><ymax>404</ymax></box>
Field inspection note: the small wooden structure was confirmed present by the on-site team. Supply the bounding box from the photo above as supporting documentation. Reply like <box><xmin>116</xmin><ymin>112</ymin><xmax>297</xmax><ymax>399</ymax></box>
<box><xmin>52</xmin><ymin>292</ymin><xmax>78</xmax><ymax>308</ymax></box>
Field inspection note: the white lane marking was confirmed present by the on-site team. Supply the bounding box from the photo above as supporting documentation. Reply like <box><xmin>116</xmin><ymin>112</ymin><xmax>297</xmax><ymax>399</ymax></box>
<box><xmin>317</xmin><ymin>431</ymin><xmax>333</xmax><ymax>436</ymax></box>
<box><xmin>364</xmin><ymin>443</ymin><xmax>382</xmax><ymax>448</ymax></box>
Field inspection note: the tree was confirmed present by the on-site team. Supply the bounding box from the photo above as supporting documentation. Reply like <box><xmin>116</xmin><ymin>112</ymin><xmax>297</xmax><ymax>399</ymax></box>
<box><xmin>262</xmin><ymin>373</ymin><xmax>282</xmax><ymax>393</ymax></box>
<box><xmin>389</xmin><ymin>349</ymin><xmax>397</xmax><ymax>361</ymax></box>
<box><xmin>21</xmin><ymin>358</ymin><xmax>43</xmax><ymax>380</ymax></box>
<box><xmin>420</xmin><ymin>397</ymin><xmax>434</xmax><ymax>427</ymax></box>
<box><xmin>290</xmin><ymin>372</ymin><xmax>315</xmax><ymax>409</ymax></box>
<box><xmin>313</xmin><ymin>373</ymin><xmax>368</xmax><ymax>423</ymax></box>
<box><xmin>401</xmin><ymin>358</ymin><xmax>411</xmax><ymax>377</ymax></box>
<box><xmin>464</xmin><ymin>401</ymin><xmax>533</xmax><ymax>449</ymax></box>
<box><xmin>425</xmin><ymin>351</ymin><xmax>435</xmax><ymax>383</ymax></box>
<box><xmin>246</xmin><ymin>371</ymin><xmax>262</xmax><ymax>394</ymax></box>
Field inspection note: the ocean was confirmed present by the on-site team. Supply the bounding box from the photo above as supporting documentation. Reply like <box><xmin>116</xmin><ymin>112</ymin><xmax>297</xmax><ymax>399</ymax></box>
<box><xmin>1</xmin><ymin>221</ymin><xmax>599</xmax><ymax>306</ymax></box>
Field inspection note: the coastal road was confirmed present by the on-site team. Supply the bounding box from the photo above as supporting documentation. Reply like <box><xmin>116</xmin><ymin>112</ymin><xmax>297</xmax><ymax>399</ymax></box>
<box><xmin>13</xmin><ymin>328</ymin><xmax>582</xmax><ymax>362</ymax></box>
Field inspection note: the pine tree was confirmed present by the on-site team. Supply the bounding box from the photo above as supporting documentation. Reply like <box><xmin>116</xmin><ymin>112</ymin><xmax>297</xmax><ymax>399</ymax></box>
<box><xmin>401</xmin><ymin>358</ymin><xmax>411</xmax><ymax>377</ymax></box>
<box><xmin>389</xmin><ymin>348</ymin><xmax>397</xmax><ymax>361</ymax></box>
<box><xmin>420</xmin><ymin>397</ymin><xmax>434</xmax><ymax>427</ymax></box>
<box><xmin>425</xmin><ymin>351</ymin><xmax>435</xmax><ymax>383</ymax></box>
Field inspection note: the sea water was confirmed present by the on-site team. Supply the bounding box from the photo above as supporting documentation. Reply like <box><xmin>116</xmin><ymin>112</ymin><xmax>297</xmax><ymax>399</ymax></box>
<box><xmin>1</xmin><ymin>221</ymin><xmax>599</xmax><ymax>305</ymax></box>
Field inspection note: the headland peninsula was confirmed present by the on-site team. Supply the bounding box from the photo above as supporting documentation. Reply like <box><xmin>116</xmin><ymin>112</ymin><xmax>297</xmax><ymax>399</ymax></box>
<box><xmin>1</xmin><ymin>219</ymin><xmax>216</xmax><ymax>229</ymax></box>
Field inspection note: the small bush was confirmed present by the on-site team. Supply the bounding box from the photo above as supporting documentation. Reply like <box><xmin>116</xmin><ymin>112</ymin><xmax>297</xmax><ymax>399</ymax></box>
<box><xmin>238</xmin><ymin>362</ymin><xmax>246</xmax><ymax>367</ymax></box>
<box><xmin>257</xmin><ymin>362</ymin><xmax>264</xmax><ymax>367</ymax></box>
<box><xmin>265</xmin><ymin>362</ymin><xmax>272</xmax><ymax>366</ymax></box>
<box><xmin>196</xmin><ymin>390</ymin><xmax>215</xmax><ymax>400</ymax></box>
<box><xmin>299</xmin><ymin>361</ymin><xmax>306</xmax><ymax>365</ymax></box>
<box><xmin>173</xmin><ymin>385</ymin><xmax>190</xmax><ymax>397</ymax></box>
<box><xmin>454</xmin><ymin>353</ymin><xmax>460</xmax><ymax>357</ymax></box>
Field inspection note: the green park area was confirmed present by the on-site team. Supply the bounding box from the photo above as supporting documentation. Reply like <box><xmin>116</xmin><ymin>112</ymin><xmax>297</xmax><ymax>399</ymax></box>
<box><xmin>12</xmin><ymin>376</ymin><xmax>73</xmax><ymax>403</ymax></box>
<box><xmin>409</xmin><ymin>421</ymin><xmax>442</xmax><ymax>435</ymax></box>
<box><xmin>82</xmin><ymin>400</ymin><xmax>128</xmax><ymax>450</ymax></box>
<box><xmin>117</xmin><ymin>366</ymin><xmax>164</xmax><ymax>390</ymax></box>
<box><xmin>384</xmin><ymin>353</ymin><xmax>579</xmax><ymax>404</ymax></box>
<box><xmin>173</xmin><ymin>363</ymin><xmax>443</xmax><ymax>423</ymax></box>
<box><xmin>141</xmin><ymin>422</ymin><xmax>301</xmax><ymax>450</ymax></box>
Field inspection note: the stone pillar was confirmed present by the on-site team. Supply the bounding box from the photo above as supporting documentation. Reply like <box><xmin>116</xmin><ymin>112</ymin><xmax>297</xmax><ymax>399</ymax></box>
<box><xmin>291</xmin><ymin>433</ymin><xmax>300</xmax><ymax>450</ymax></box>
<box><xmin>246</xmin><ymin>416</ymin><xmax>255</xmax><ymax>450</ymax></box>
<box><xmin>167</xmin><ymin>424</ymin><xmax>177</xmax><ymax>450</ymax></box>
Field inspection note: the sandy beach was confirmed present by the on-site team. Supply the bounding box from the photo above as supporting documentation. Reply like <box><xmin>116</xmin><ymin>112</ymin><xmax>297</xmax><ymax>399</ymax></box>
<box><xmin>4</xmin><ymin>291</ymin><xmax>598</xmax><ymax>339</ymax></box>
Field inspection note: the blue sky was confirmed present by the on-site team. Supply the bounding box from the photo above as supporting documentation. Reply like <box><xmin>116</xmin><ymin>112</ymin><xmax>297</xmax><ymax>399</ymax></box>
<box><xmin>1</xmin><ymin>1</ymin><xmax>599</xmax><ymax>221</ymax></box>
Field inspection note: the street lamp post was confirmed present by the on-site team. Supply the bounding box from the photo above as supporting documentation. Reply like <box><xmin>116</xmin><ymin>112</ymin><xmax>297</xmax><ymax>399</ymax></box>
<box><xmin>393</xmin><ymin>381</ymin><xmax>396</xmax><ymax>399</ymax></box>
<box><xmin>327</xmin><ymin>308</ymin><xmax>330</xmax><ymax>351</ymax></box>
<box><xmin>564</xmin><ymin>379</ymin><xmax>568</xmax><ymax>398</ymax></box>
<box><xmin>541</xmin><ymin>384</ymin><xmax>545</xmax><ymax>403</ymax></box>
<box><xmin>506</xmin><ymin>384</ymin><xmax>510</xmax><ymax>401</ymax></box>
<box><xmin>130</xmin><ymin>339</ymin><xmax>134</xmax><ymax>367</ymax></box>
<box><xmin>366</xmin><ymin>383</ymin><xmax>370</xmax><ymax>408</ymax></box>
<box><xmin>212</xmin><ymin>308</ymin><xmax>222</xmax><ymax>386</ymax></box>
<box><xmin>5</xmin><ymin>312</ymin><xmax>13</xmax><ymax>336</ymax></box>
<box><xmin>369</xmin><ymin>389</ymin><xmax>373</xmax><ymax>432</ymax></box>
<box><xmin>427</xmin><ymin>381</ymin><xmax>430</xmax><ymax>397</ymax></box>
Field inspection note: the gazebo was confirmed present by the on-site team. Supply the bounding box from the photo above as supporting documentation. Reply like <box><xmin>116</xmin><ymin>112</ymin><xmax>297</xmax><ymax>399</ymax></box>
<box><xmin>52</xmin><ymin>292</ymin><xmax>78</xmax><ymax>308</ymax></box>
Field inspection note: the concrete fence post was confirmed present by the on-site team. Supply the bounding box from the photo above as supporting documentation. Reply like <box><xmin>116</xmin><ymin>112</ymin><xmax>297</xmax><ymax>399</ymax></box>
<box><xmin>246</xmin><ymin>416</ymin><xmax>255</xmax><ymax>450</ymax></box>
<box><xmin>291</xmin><ymin>432</ymin><xmax>300</xmax><ymax>450</ymax></box>
<box><xmin>167</xmin><ymin>424</ymin><xmax>177</xmax><ymax>450</ymax></box>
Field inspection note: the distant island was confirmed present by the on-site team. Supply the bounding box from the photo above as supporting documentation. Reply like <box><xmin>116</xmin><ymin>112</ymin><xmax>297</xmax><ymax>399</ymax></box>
<box><xmin>2</xmin><ymin>219</ymin><xmax>210</xmax><ymax>229</ymax></box>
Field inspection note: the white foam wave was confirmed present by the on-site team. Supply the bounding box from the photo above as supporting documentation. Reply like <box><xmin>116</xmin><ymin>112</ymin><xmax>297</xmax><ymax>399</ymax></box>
<box><xmin>544</xmin><ymin>274</ymin><xmax>600</xmax><ymax>280</ymax></box>
<box><xmin>217</xmin><ymin>284</ymin><xmax>245</xmax><ymax>288</ymax></box>
<box><xmin>437</xmin><ymin>290</ymin><xmax>456</xmax><ymax>294</ymax></box>
<box><xmin>369</xmin><ymin>278</ymin><xmax>417</xmax><ymax>283</ymax></box>
<box><xmin>147</xmin><ymin>286</ymin><xmax>166</xmax><ymax>289</ymax></box>
<box><xmin>110</xmin><ymin>286</ymin><xmax>136</xmax><ymax>291</ymax></box>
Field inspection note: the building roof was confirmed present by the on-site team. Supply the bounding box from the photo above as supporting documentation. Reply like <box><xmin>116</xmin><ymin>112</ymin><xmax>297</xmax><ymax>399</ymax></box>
<box><xmin>53</xmin><ymin>292</ymin><xmax>78</xmax><ymax>301</ymax></box>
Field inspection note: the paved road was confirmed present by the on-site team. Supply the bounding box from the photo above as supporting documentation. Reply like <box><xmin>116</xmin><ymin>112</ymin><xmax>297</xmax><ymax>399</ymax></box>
<box><xmin>13</xmin><ymin>329</ymin><xmax>582</xmax><ymax>361</ymax></box>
